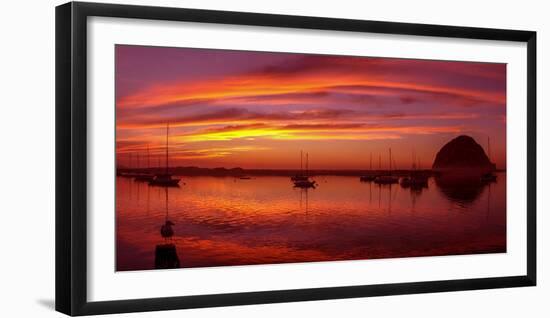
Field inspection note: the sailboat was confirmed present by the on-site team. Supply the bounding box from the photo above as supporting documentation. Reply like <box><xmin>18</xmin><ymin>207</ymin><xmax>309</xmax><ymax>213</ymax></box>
<box><xmin>293</xmin><ymin>153</ymin><xmax>316</xmax><ymax>188</ymax></box>
<box><xmin>374</xmin><ymin>148</ymin><xmax>399</xmax><ymax>184</ymax></box>
<box><xmin>291</xmin><ymin>150</ymin><xmax>309</xmax><ymax>182</ymax></box>
<box><xmin>480</xmin><ymin>172</ymin><xmax>497</xmax><ymax>182</ymax></box>
<box><xmin>117</xmin><ymin>153</ymin><xmax>130</xmax><ymax>177</ymax></box>
<box><xmin>400</xmin><ymin>150</ymin><xmax>428</xmax><ymax>188</ymax></box>
<box><xmin>360</xmin><ymin>153</ymin><xmax>377</xmax><ymax>182</ymax></box>
<box><xmin>124</xmin><ymin>153</ymin><xmax>143</xmax><ymax>178</ymax></box>
<box><xmin>149</xmin><ymin>123</ymin><xmax>181</xmax><ymax>187</ymax></box>
<box><xmin>135</xmin><ymin>145</ymin><xmax>155</xmax><ymax>182</ymax></box>
<box><xmin>480</xmin><ymin>137</ymin><xmax>497</xmax><ymax>183</ymax></box>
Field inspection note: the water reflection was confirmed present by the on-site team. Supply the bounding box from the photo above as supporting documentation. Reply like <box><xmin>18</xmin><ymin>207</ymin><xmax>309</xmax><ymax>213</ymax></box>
<box><xmin>401</xmin><ymin>181</ymin><xmax>428</xmax><ymax>194</ymax></box>
<box><xmin>297</xmin><ymin>188</ymin><xmax>310</xmax><ymax>213</ymax></box>
<box><xmin>364</xmin><ymin>182</ymin><xmax>400</xmax><ymax>213</ymax></box>
<box><xmin>116</xmin><ymin>173</ymin><xmax>506</xmax><ymax>271</ymax></box>
<box><xmin>434</xmin><ymin>176</ymin><xmax>487</xmax><ymax>205</ymax></box>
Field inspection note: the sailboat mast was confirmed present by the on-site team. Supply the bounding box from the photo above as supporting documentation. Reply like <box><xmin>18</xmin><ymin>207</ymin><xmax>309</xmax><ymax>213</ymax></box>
<box><xmin>306</xmin><ymin>153</ymin><xmax>309</xmax><ymax>177</ymax></box>
<box><xmin>378</xmin><ymin>154</ymin><xmax>381</xmax><ymax>170</ymax></box>
<box><xmin>165</xmin><ymin>123</ymin><xmax>169</xmax><ymax>174</ymax></box>
<box><xmin>370</xmin><ymin>153</ymin><xmax>372</xmax><ymax>170</ymax></box>
<box><xmin>389</xmin><ymin>148</ymin><xmax>392</xmax><ymax>173</ymax></box>
<box><xmin>487</xmin><ymin>136</ymin><xmax>491</xmax><ymax>161</ymax></box>
<box><xmin>147</xmin><ymin>145</ymin><xmax>150</xmax><ymax>170</ymax></box>
<box><xmin>300</xmin><ymin>150</ymin><xmax>303</xmax><ymax>173</ymax></box>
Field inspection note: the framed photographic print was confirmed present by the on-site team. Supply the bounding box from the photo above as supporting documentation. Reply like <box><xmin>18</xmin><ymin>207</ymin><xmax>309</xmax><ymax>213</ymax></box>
<box><xmin>55</xmin><ymin>1</ymin><xmax>536</xmax><ymax>316</ymax></box>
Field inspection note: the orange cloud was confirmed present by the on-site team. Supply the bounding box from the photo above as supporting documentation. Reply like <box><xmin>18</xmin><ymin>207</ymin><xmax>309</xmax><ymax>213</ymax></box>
<box><xmin>116</xmin><ymin>107</ymin><xmax>480</xmax><ymax>130</ymax></box>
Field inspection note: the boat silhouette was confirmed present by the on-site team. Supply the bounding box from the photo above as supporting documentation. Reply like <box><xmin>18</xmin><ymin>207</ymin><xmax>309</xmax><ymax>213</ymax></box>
<box><xmin>149</xmin><ymin>123</ymin><xmax>181</xmax><ymax>187</ymax></box>
<box><xmin>290</xmin><ymin>150</ymin><xmax>309</xmax><ymax>182</ymax></box>
<box><xmin>134</xmin><ymin>145</ymin><xmax>155</xmax><ymax>182</ymax></box>
<box><xmin>293</xmin><ymin>152</ymin><xmax>316</xmax><ymax>188</ymax></box>
<box><xmin>149</xmin><ymin>173</ymin><xmax>181</xmax><ymax>187</ymax></box>
<box><xmin>400</xmin><ymin>151</ymin><xmax>428</xmax><ymax>189</ymax></box>
<box><xmin>120</xmin><ymin>153</ymin><xmax>143</xmax><ymax>178</ymax></box>
<box><xmin>360</xmin><ymin>153</ymin><xmax>377</xmax><ymax>182</ymax></box>
<box><xmin>480</xmin><ymin>173</ymin><xmax>497</xmax><ymax>183</ymax></box>
<box><xmin>374</xmin><ymin>148</ymin><xmax>399</xmax><ymax>185</ymax></box>
<box><xmin>293</xmin><ymin>179</ymin><xmax>316</xmax><ymax>188</ymax></box>
<box><xmin>480</xmin><ymin>137</ymin><xmax>497</xmax><ymax>183</ymax></box>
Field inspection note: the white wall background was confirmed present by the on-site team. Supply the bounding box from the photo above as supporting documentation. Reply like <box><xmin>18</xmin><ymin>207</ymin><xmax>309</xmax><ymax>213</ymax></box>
<box><xmin>0</xmin><ymin>0</ymin><xmax>547</xmax><ymax>316</ymax></box>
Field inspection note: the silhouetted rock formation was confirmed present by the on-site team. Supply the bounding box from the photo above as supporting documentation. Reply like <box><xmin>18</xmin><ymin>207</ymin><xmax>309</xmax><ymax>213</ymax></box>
<box><xmin>432</xmin><ymin>135</ymin><xmax>493</xmax><ymax>203</ymax></box>
<box><xmin>432</xmin><ymin>135</ymin><xmax>495</xmax><ymax>176</ymax></box>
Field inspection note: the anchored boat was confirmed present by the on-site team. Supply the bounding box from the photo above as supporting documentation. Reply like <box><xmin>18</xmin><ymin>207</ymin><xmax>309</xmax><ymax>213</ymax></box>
<box><xmin>149</xmin><ymin>123</ymin><xmax>181</xmax><ymax>187</ymax></box>
<box><xmin>374</xmin><ymin>148</ymin><xmax>399</xmax><ymax>185</ymax></box>
<box><xmin>135</xmin><ymin>145</ymin><xmax>155</xmax><ymax>182</ymax></box>
<box><xmin>291</xmin><ymin>150</ymin><xmax>309</xmax><ymax>182</ymax></box>
<box><xmin>400</xmin><ymin>151</ymin><xmax>428</xmax><ymax>188</ymax></box>
<box><xmin>360</xmin><ymin>153</ymin><xmax>377</xmax><ymax>182</ymax></box>
<box><xmin>480</xmin><ymin>137</ymin><xmax>497</xmax><ymax>183</ymax></box>
<box><xmin>293</xmin><ymin>152</ymin><xmax>316</xmax><ymax>188</ymax></box>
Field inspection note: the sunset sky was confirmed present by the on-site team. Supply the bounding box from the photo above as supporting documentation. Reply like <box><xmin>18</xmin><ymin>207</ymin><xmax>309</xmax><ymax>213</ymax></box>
<box><xmin>115</xmin><ymin>45</ymin><xmax>506</xmax><ymax>170</ymax></box>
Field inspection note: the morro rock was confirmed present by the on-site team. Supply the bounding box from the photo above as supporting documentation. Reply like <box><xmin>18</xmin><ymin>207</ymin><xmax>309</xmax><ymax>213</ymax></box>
<box><xmin>432</xmin><ymin>135</ymin><xmax>495</xmax><ymax>176</ymax></box>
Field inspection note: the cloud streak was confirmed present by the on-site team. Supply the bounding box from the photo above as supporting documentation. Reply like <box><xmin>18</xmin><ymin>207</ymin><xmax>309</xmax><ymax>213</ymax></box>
<box><xmin>117</xmin><ymin>53</ymin><xmax>505</xmax><ymax>109</ymax></box>
<box><xmin>117</xmin><ymin>107</ymin><xmax>481</xmax><ymax>130</ymax></box>
<box><xmin>177</xmin><ymin>122</ymin><xmax>463</xmax><ymax>143</ymax></box>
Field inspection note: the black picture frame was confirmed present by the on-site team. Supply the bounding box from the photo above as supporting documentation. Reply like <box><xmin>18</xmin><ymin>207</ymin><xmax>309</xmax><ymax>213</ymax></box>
<box><xmin>55</xmin><ymin>1</ymin><xmax>537</xmax><ymax>316</ymax></box>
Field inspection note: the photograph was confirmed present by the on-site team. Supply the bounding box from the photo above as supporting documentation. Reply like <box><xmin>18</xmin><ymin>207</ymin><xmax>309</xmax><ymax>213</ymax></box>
<box><xmin>115</xmin><ymin>45</ymin><xmax>507</xmax><ymax>271</ymax></box>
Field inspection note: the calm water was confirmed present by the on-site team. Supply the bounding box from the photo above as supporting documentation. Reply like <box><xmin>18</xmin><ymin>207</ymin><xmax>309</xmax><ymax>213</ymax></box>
<box><xmin>116</xmin><ymin>173</ymin><xmax>506</xmax><ymax>271</ymax></box>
